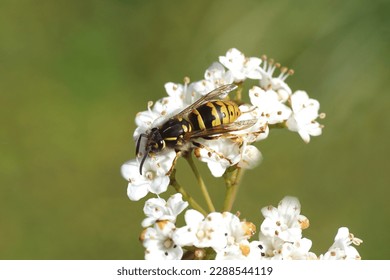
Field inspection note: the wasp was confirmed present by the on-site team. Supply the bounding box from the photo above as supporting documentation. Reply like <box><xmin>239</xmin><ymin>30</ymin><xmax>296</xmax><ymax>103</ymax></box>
<box><xmin>136</xmin><ymin>84</ymin><xmax>256</xmax><ymax>174</ymax></box>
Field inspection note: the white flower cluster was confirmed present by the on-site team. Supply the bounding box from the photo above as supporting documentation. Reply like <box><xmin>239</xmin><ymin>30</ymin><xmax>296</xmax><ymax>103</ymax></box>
<box><xmin>139</xmin><ymin>196</ymin><xmax>362</xmax><ymax>260</ymax></box>
<box><xmin>121</xmin><ymin>48</ymin><xmax>324</xmax><ymax>201</ymax></box>
<box><xmin>121</xmin><ymin>48</ymin><xmax>361</xmax><ymax>260</ymax></box>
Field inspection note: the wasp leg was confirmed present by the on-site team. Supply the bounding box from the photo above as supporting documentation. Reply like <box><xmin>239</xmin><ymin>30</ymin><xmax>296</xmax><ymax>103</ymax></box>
<box><xmin>191</xmin><ymin>141</ymin><xmax>233</xmax><ymax>165</ymax></box>
<box><xmin>166</xmin><ymin>151</ymin><xmax>181</xmax><ymax>176</ymax></box>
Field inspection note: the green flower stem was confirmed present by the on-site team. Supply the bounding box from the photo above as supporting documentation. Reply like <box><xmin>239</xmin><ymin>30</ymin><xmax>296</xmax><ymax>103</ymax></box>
<box><xmin>185</xmin><ymin>153</ymin><xmax>216</xmax><ymax>213</ymax></box>
<box><xmin>169</xmin><ymin>170</ymin><xmax>207</xmax><ymax>216</ymax></box>
<box><xmin>223</xmin><ymin>167</ymin><xmax>244</xmax><ymax>212</ymax></box>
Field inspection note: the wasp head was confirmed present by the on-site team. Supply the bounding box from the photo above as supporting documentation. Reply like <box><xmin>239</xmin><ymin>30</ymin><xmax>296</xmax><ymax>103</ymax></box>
<box><xmin>147</xmin><ymin>128</ymin><xmax>165</xmax><ymax>153</ymax></box>
<box><xmin>136</xmin><ymin>128</ymin><xmax>166</xmax><ymax>175</ymax></box>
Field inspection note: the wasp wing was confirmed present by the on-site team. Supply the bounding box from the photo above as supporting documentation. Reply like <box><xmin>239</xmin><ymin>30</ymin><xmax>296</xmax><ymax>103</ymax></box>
<box><xmin>185</xmin><ymin>119</ymin><xmax>258</xmax><ymax>139</ymax></box>
<box><xmin>174</xmin><ymin>84</ymin><xmax>238</xmax><ymax>119</ymax></box>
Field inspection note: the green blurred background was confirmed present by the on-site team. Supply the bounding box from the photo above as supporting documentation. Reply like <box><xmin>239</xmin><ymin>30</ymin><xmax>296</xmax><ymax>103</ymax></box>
<box><xmin>1</xmin><ymin>0</ymin><xmax>389</xmax><ymax>259</ymax></box>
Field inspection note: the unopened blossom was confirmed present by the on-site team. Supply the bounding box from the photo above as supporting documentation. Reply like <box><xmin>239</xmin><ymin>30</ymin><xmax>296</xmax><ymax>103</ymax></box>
<box><xmin>219</xmin><ymin>48</ymin><xmax>262</xmax><ymax>82</ymax></box>
<box><xmin>286</xmin><ymin>90</ymin><xmax>322</xmax><ymax>143</ymax></box>
<box><xmin>142</xmin><ymin>193</ymin><xmax>188</xmax><ymax>228</ymax></box>
<box><xmin>140</xmin><ymin>220</ymin><xmax>183</xmax><ymax>260</ymax></box>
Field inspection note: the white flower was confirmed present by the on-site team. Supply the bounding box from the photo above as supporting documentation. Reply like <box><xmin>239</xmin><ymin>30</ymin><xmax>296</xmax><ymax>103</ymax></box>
<box><xmin>140</xmin><ymin>221</ymin><xmax>183</xmax><ymax>260</ymax></box>
<box><xmin>165</xmin><ymin>80</ymin><xmax>203</xmax><ymax>108</ymax></box>
<box><xmin>249</xmin><ymin>86</ymin><xmax>292</xmax><ymax>125</ymax></box>
<box><xmin>257</xmin><ymin>234</ymin><xmax>285</xmax><ymax>259</ymax></box>
<box><xmin>174</xmin><ymin>210</ymin><xmax>256</xmax><ymax>259</ymax></box>
<box><xmin>215</xmin><ymin>212</ymin><xmax>256</xmax><ymax>260</ymax></box>
<box><xmin>190</xmin><ymin>211</ymin><xmax>228</xmax><ymax>250</ymax></box>
<box><xmin>320</xmin><ymin>227</ymin><xmax>362</xmax><ymax>260</ymax></box>
<box><xmin>192</xmin><ymin>62</ymin><xmax>234</xmax><ymax>95</ymax></box>
<box><xmin>258</xmin><ymin>55</ymin><xmax>293</xmax><ymax>102</ymax></box>
<box><xmin>142</xmin><ymin>193</ymin><xmax>189</xmax><ymax>228</ymax></box>
<box><xmin>194</xmin><ymin>138</ymin><xmax>241</xmax><ymax>177</ymax></box>
<box><xmin>133</xmin><ymin>104</ymin><xmax>161</xmax><ymax>142</ymax></box>
<box><xmin>205</xmin><ymin>62</ymin><xmax>234</xmax><ymax>85</ymax></box>
<box><xmin>172</xmin><ymin>209</ymin><xmax>204</xmax><ymax>247</ymax></box>
<box><xmin>281</xmin><ymin>238</ymin><xmax>317</xmax><ymax>260</ymax></box>
<box><xmin>121</xmin><ymin>149</ymin><xmax>176</xmax><ymax>201</ymax></box>
<box><xmin>256</xmin><ymin>233</ymin><xmax>316</xmax><ymax>260</ymax></box>
<box><xmin>260</xmin><ymin>196</ymin><xmax>307</xmax><ymax>242</ymax></box>
<box><xmin>173</xmin><ymin>210</ymin><xmax>229</xmax><ymax>251</ymax></box>
<box><xmin>286</xmin><ymin>90</ymin><xmax>323</xmax><ymax>143</ymax></box>
<box><xmin>235</xmin><ymin>104</ymin><xmax>269</xmax><ymax>143</ymax></box>
<box><xmin>219</xmin><ymin>48</ymin><xmax>262</xmax><ymax>82</ymax></box>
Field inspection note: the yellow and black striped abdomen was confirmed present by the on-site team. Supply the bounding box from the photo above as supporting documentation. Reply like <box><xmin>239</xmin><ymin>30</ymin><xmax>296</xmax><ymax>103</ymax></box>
<box><xmin>188</xmin><ymin>100</ymin><xmax>241</xmax><ymax>131</ymax></box>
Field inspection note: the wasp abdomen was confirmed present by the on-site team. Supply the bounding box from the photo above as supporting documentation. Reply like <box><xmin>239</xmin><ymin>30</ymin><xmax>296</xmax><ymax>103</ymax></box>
<box><xmin>188</xmin><ymin>100</ymin><xmax>241</xmax><ymax>131</ymax></box>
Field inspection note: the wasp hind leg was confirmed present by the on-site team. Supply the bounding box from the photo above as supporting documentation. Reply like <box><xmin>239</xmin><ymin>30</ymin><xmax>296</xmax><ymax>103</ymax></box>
<box><xmin>191</xmin><ymin>141</ymin><xmax>233</xmax><ymax>165</ymax></box>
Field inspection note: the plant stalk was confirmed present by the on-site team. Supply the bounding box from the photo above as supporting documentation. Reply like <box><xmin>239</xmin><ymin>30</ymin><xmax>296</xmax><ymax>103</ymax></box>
<box><xmin>170</xmin><ymin>170</ymin><xmax>207</xmax><ymax>216</ymax></box>
<box><xmin>223</xmin><ymin>167</ymin><xmax>244</xmax><ymax>212</ymax></box>
<box><xmin>185</xmin><ymin>153</ymin><xmax>215</xmax><ymax>212</ymax></box>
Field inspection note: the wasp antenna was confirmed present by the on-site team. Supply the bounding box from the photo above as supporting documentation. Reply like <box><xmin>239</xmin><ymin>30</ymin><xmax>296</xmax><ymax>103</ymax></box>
<box><xmin>136</xmin><ymin>133</ymin><xmax>147</xmax><ymax>156</ymax></box>
<box><xmin>139</xmin><ymin>151</ymin><xmax>149</xmax><ymax>175</ymax></box>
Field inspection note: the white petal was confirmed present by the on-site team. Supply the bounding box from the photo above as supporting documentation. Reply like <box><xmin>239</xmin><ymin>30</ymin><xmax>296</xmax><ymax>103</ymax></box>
<box><xmin>143</xmin><ymin>197</ymin><xmax>166</xmax><ymax>217</ymax></box>
<box><xmin>141</xmin><ymin>217</ymin><xmax>156</xmax><ymax>228</ymax></box>
<box><xmin>334</xmin><ymin>227</ymin><xmax>350</xmax><ymax>242</ymax></box>
<box><xmin>260</xmin><ymin>218</ymin><xmax>278</xmax><ymax>237</ymax></box>
<box><xmin>172</xmin><ymin>226</ymin><xmax>196</xmax><ymax>247</ymax></box>
<box><xmin>278</xmin><ymin>196</ymin><xmax>301</xmax><ymax>218</ymax></box>
<box><xmin>298</xmin><ymin>129</ymin><xmax>311</xmax><ymax>143</ymax></box>
<box><xmin>278</xmin><ymin>228</ymin><xmax>302</xmax><ymax>242</ymax></box>
<box><xmin>164</xmin><ymin>82</ymin><xmax>183</xmax><ymax>98</ymax></box>
<box><xmin>127</xmin><ymin>182</ymin><xmax>149</xmax><ymax>201</ymax></box>
<box><xmin>149</xmin><ymin>175</ymin><xmax>170</xmax><ymax>195</ymax></box>
<box><xmin>261</xmin><ymin>205</ymin><xmax>278</xmax><ymax>219</ymax></box>
<box><xmin>238</xmin><ymin>145</ymin><xmax>262</xmax><ymax>169</ymax></box>
<box><xmin>167</xmin><ymin>193</ymin><xmax>189</xmax><ymax>217</ymax></box>
<box><xmin>184</xmin><ymin>209</ymin><xmax>205</xmax><ymax>225</ymax></box>
<box><xmin>120</xmin><ymin>160</ymin><xmax>139</xmax><ymax>181</ymax></box>
<box><xmin>285</xmin><ymin>116</ymin><xmax>299</xmax><ymax>132</ymax></box>
<box><xmin>207</xmin><ymin>161</ymin><xmax>227</xmax><ymax>177</ymax></box>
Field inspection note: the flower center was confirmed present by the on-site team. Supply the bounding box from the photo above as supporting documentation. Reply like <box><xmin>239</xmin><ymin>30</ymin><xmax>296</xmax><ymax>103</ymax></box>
<box><xmin>163</xmin><ymin>238</ymin><xmax>173</xmax><ymax>249</ymax></box>
<box><xmin>145</xmin><ymin>171</ymin><xmax>155</xmax><ymax>180</ymax></box>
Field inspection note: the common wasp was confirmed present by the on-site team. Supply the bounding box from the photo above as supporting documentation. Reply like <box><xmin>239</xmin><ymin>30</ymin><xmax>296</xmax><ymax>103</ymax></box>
<box><xmin>136</xmin><ymin>84</ymin><xmax>256</xmax><ymax>174</ymax></box>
